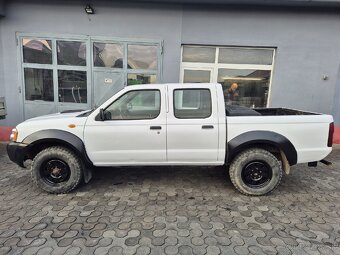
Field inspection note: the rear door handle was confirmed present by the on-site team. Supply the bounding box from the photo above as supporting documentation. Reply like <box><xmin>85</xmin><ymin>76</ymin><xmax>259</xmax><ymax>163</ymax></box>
<box><xmin>150</xmin><ymin>126</ymin><xmax>162</xmax><ymax>130</ymax></box>
<box><xmin>202</xmin><ymin>125</ymin><xmax>214</xmax><ymax>129</ymax></box>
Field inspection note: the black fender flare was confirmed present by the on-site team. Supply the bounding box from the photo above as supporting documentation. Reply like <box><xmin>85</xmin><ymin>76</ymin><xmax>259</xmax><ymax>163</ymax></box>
<box><xmin>23</xmin><ymin>129</ymin><xmax>93</xmax><ymax>183</ymax></box>
<box><xmin>227</xmin><ymin>131</ymin><xmax>297</xmax><ymax>165</ymax></box>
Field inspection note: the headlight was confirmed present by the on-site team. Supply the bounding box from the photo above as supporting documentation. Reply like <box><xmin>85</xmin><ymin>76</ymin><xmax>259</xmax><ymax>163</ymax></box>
<box><xmin>10</xmin><ymin>128</ymin><xmax>18</xmax><ymax>142</ymax></box>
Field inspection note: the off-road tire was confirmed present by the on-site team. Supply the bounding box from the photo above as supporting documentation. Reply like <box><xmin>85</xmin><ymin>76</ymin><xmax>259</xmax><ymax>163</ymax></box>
<box><xmin>229</xmin><ymin>148</ymin><xmax>283</xmax><ymax>196</ymax></box>
<box><xmin>31</xmin><ymin>146</ymin><xmax>82</xmax><ymax>194</ymax></box>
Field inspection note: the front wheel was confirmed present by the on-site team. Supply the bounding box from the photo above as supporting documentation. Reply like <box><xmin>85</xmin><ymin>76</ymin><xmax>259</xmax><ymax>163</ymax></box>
<box><xmin>31</xmin><ymin>146</ymin><xmax>83</xmax><ymax>194</ymax></box>
<box><xmin>229</xmin><ymin>148</ymin><xmax>283</xmax><ymax>196</ymax></box>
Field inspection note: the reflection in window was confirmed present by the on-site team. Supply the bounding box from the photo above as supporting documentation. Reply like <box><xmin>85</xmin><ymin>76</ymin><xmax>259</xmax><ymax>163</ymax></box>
<box><xmin>23</xmin><ymin>39</ymin><xmax>52</xmax><ymax>64</ymax></box>
<box><xmin>24</xmin><ymin>68</ymin><xmax>54</xmax><ymax>101</ymax></box>
<box><xmin>183</xmin><ymin>70</ymin><xmax>210</xmax><ymax>83</ymax></box>
<box><xmin>93</xmin><ymin>43</ymin><xmax>123</xmax><ymax>68</ymax></box>
<box><xmin>105</xmin><ymin>90</ymin><xmax>160</xmax><ymax>120</ymax></box>
<box><xmin>218</xmin><ymin>69</ymin><xmax>271</xmax><ymax>107</ymax></box>
<box><xmin>219</xmin><ymin>48</ymin><xmax>273</xmax><ymax>65</ymax></box>
<box><xmin>57</xmin><ymin>41</ymin><xmax>86</xmax><ymax>66</ymax></box>
<box><xmin>127</xmin><ymin>74</ymin><xmax>157</xmax><ymax>85</ymax></box>
<box><xmin>174</xmin><ymin>89</ymin><xmax>211</xmax><ymax>119</ymax></box>
<box><xmin>128</xmin><ymin>45</ymin><xmax>157</xmax><ymax>70</ymax></box>
<box><xmin>182</xmin><ymin>46</ymin><xmax>216</xmax><ymax>63</ymax></box>
<box><xmin>58</xmin><ymin>70</ymin><xmax>87</xmax><ymax>103</ymax></box>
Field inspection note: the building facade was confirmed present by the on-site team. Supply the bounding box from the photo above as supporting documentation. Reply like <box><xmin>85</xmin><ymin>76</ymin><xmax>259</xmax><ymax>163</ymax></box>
<box><xmin>0</xmin><ymin>0</ymin><xmax>340</xmax><ymax>141</ymax></box>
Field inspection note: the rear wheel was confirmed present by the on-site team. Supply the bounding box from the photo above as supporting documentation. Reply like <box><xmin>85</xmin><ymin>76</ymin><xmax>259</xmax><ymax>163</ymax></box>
<box><xmin>229</xmin><ymin>148</ymin><xmax>283</xmax><ymax>196</ymax></box>
<box><xmin>31</xmin><ymin>146</ymin><xmax>82</xmax><ymax>194</ymax></box>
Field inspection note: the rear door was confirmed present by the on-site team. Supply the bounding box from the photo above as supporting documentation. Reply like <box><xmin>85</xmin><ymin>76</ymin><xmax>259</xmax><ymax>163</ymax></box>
<box><xmin>166</xmin><ymin>84</ymin><xmax>219</xmax><ymax>163</ymax></box>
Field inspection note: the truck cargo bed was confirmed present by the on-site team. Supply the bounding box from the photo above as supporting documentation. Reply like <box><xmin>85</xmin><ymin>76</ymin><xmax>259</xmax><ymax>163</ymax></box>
<box><xmin>226</xmin><ymin>105</ymin><xmax>318</xmax><ymax>116</ymax></box>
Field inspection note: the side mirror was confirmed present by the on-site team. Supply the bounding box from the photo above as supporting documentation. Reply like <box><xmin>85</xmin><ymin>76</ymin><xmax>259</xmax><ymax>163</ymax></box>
<box><xmin>99</xmin><ymin>108</ymin><xmax>105</xmax><ymax>121</ymax></box>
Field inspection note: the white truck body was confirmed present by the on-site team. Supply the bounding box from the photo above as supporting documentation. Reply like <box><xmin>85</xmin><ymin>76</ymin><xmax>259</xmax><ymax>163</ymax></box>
<box><xmin>8</xmin><ymin>83</ymin><xmax>334</xmax><ymax>195</ymax></box>
<box><xmin>14</xmin><ymin>83</ymin><xmax>332</xmax><ymax>166</ymax></box>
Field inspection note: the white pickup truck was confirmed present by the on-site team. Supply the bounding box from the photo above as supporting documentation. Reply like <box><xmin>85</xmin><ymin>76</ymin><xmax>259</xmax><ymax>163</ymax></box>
<box><xmin>7</xmin><ymin>83</ymin><xmax>334</xmax><ymax>195</ymax></box>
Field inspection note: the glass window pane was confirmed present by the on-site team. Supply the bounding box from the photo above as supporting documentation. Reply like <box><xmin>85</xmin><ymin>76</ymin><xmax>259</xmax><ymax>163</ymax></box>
<box><xmin>105</xmin><ymin>90</ymin><xmax>160</xmax><ymax>120</ymax></box>
<box><xmin>174</xmin><ymin>89</ymin><xmax>211</xmax><ymax>119</ymax></box>
<box><xmin>128</xmin><ymin>45</ymin><xmax>157</xmax><ymax>70</ymax></box>
<box><xmin>24</xmin><ymin>68</ymin><xmax>54</xmax><ymax>101</ymax></box>
<box><xmin>57</xmin><ymin>41</ymin><xmax>86</xmax><ymax>66</ymax></box>
<box><xmin>23</xmin><ymin>38</ymin><xmax>52</xmax><ymax>64</ymax></box>
<box><xmin>218</xmin><ymin>48</ymin><xmax>273</xmax><ymax>65</ymax></box>
<box><xmin>127</xmin><ymin>74</ymin><xmax>157</xmax><ymax>85</ymax></box>
<box><xmin>58</xmin><ymin>70</ymin><xmax>87</xmax><ymax>103</ymax></box>
<box><xmin>183</xmin><ymin>70</ymin><xmax>210</xmax><ymax>83</ymax></box>
<box><xmin>182</xmin><ymin>46</ymin><xmax>216</xmax><ymax>63</ymax></box>
<box><xmin>218</xmin><ymin>69</ymin><xmax>271</xmax><ymax>107</ymax></box>
<box><xmin>93</xmin><ymin>42</ymin><xmax>123</xmax><ymax>68</ymax></box>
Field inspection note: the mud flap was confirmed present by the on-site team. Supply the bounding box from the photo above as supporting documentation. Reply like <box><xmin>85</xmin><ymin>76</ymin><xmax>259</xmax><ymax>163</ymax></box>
<box><xmin>83</xmin><ymin>167</ymin><xmax>93</xmax><ymax>183</ymax></box>
<box><xmin>280</xmin><ymin>150</ymin><xmax>291</xmax><ymax>175</ymax></box>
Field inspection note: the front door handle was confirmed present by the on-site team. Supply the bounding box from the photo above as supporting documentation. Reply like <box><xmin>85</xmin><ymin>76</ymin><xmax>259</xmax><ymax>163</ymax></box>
<box><xmin>202</xmin><ymin>125</ymin><xmax>214</xmax><ymax>129</ymax></box>
<box><xmin>150</xmin><ymin>126</ymin><xmax>162</xmax><ymax>130</ymax></box>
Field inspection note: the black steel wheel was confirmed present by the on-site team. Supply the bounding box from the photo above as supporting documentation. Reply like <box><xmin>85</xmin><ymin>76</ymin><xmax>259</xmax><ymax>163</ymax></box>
<box><xmin>40</xmin><ymin>159</ymin><xmax>71</xmax><ymax>185</ymax></box>
<box><xmin>31</xmin><ymin>146</ymin><xmax>83</xmax><ymax>194</ymax></box>
<box><xmin>229</xmin><ymin>148</ymin><xmax>283</xmax><ymax>196</ymax></box>
<box><xmin>241</xmin><ymin>161</ymin><xmax>272</xmax><ymax>189</ymax></box>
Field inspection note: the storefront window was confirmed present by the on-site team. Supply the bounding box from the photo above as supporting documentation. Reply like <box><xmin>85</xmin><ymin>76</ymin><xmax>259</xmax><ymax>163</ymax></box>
<box><xmin>181</xmin><ymin>45</ymin><xmax>275</xmax><ymax>107</ymax></box>
<box><xmin>128</xmin><ymin>45</ymin><xmax>157</xmax><ymax>70</ymax></box>
<box><xmin>218</xmin><ymin>48</ymin><xmax>273</xmax><ymax>65</ymax></box>
<box><xmin>182</xmin><ymin>46</ymin><xmax>215</xmax><ymax>63</ymax></box>
<box><xmin>57</xmin><ymin>41</ymin><xmax>86</xmax><ymax>66</ymax></box>
<box><xmin>183</xmin><ymin>70</ymin><xmax>211</xmax><ymax>83</ymax></box>
<box><xmin>218</xmin><ymin>69</ymin><xmax>271</xmax><ymax>107</ymax></box>
<box><xmin>127</xmin><ymin>74</ymin><xmax>157</xmax><ymax>85</ymax></box>
<box><xmin>93</xmin><ymin>42</ymin><xmax>123</xmax><ymax>68</ymax></box>
<box><xmin>58</xmin><ymin>70</ymin><xmax>87</xmax><ymax>103</ymax></box>
<box><xmin>24</xmin><ymin>68</ymin><xmax>54</xmax><ymax>101</ymax></box>
<box><xmin>23</xmin><ymin>39</ymin><xmax>52</xmax><ymax>64</ymax></box>
<box><xmin>20</xmin><ymin>34</ymin><xmax>161</xmax><ymax>119</ymax></box>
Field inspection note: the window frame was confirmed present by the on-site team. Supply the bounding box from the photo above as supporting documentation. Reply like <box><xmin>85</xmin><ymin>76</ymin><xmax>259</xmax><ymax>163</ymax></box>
<box><xmin>180</xmin><ymin>45</ymin><xmax>276</xmax><ymax>107</ymax></box>
<box><xmin>17</xmin><ymin>33</ymin><xmax>163</xmax><ymax>121</ymax></box>
<box><xmin>20</xmin><ymin>35</ymin><xmax>91</xmax><ymax>107</ymax></box>
<box><xmin>91</xmin><ymin>39</ymin><xmax>162</xmax><ymax>86</ymax></box>
<box><xmin>173</xmin><ymin>88</ymin><xmax>212</xmax><ymax>119</ymax></box>
<box><xmin>102</xmin><ymin>89</ymin><xmax>162</xmax><ymax>121</ymax></box>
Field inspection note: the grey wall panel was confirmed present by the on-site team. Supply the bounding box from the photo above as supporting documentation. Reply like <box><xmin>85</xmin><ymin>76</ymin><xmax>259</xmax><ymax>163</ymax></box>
<box><xmin>0</xmin><ymin>1</ymin><xmax>183</xmax><ymax>126</ymax></box>
<box><xmin>0</xmin><ymin>0</ymin><xmax>4</xmax><ymax>16</ymax></box>
<box><xmin>332</xmin><ymin>65</ymin><xmax>340</xmax><ymax>125</ymax></box>
<box><xmin>181</xmin><ymin>7</ymin><xmax>340</xmax><ymax>114</ymax></box>
<box><xmin>0</xmin><ymin>1</ymin><xmax>339</xmax><ymax>126</ymax></box>
<box><xmin>0</xmin><ymin>17</ymin><xmax>5</xmax><ymax>122</ymax></box>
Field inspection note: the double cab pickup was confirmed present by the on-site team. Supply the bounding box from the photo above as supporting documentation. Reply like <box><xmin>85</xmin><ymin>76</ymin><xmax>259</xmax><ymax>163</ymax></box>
<box><xmin>7</xmin><ymin>83</ymin><xmax>334</xmax><ymax>195</ymax></box>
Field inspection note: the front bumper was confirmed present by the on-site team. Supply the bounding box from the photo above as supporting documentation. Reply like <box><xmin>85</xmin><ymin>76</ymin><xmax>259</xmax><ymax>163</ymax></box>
<box><xmin>7</xmin><ymin>142</ymin><xmax>28</xmax><ymax>167</ymax></box>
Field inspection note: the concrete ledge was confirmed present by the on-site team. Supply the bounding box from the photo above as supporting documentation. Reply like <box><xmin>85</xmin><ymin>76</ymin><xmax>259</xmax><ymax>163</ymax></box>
<box><xmin>0</xmin><ymin>126</ymin><xmax>12</xmax><ymax>141</ymax></box>
<box><xmin>334</xmin><ymin>126</ymin><xmax>340</xmax><ymax>144</ymax></box>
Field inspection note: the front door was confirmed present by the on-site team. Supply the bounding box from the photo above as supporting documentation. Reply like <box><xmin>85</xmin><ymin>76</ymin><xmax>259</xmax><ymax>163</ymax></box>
<box><xmin>166</xmin><ymin>85</ymin><xmax>219</xmax><ymax>163</ymax></box>
<box><xmin>84</xmin><ymin>87</ymin><xmax>167</xmax><ymax>166</ymax></box>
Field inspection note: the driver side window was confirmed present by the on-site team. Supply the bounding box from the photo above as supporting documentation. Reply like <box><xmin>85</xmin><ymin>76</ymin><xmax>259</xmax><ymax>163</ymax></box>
<box><xmin>105</xmin><ymin>89</ymin><xmax>161</xmax><ymax>120</ymax></box>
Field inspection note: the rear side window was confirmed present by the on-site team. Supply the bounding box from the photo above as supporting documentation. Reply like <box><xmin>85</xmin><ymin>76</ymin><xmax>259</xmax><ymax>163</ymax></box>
<box><xmin>174</xmin><ymin>89</ymin><xmax>212</xmax><ymax>119</ymax></box>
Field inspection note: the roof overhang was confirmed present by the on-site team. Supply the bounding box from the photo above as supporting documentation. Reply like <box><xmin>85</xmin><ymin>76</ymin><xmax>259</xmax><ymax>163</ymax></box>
<box><xmin>118</xmin><ymin>0</ymin><xmax>340</xmax><ymax>7</ymax></box>
<box><xmin>0</xmin><ymin>0</ymin><xmax>4</xmax><ymax>17</ymax></box>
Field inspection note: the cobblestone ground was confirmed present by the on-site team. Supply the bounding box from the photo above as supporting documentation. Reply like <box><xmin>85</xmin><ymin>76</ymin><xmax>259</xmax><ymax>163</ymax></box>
<box><xmin>0</xmin><ymin>143</ymin><xmax>339</xmax><ymax>255</ymax></box>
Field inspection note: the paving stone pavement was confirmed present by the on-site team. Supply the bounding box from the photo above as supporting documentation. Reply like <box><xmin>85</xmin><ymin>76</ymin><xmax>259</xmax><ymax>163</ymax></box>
<box><xmin>0</xmin><ymin>143</ymin><xmax>340</xmax><ymax>255</ymax></box>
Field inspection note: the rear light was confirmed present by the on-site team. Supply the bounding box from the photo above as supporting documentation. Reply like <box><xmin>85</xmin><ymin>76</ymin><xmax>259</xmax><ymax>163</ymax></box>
<box><xmin>328</xmin><ymin>122</ymin><xmax>334</xmax><ymax>147</ymax></box>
